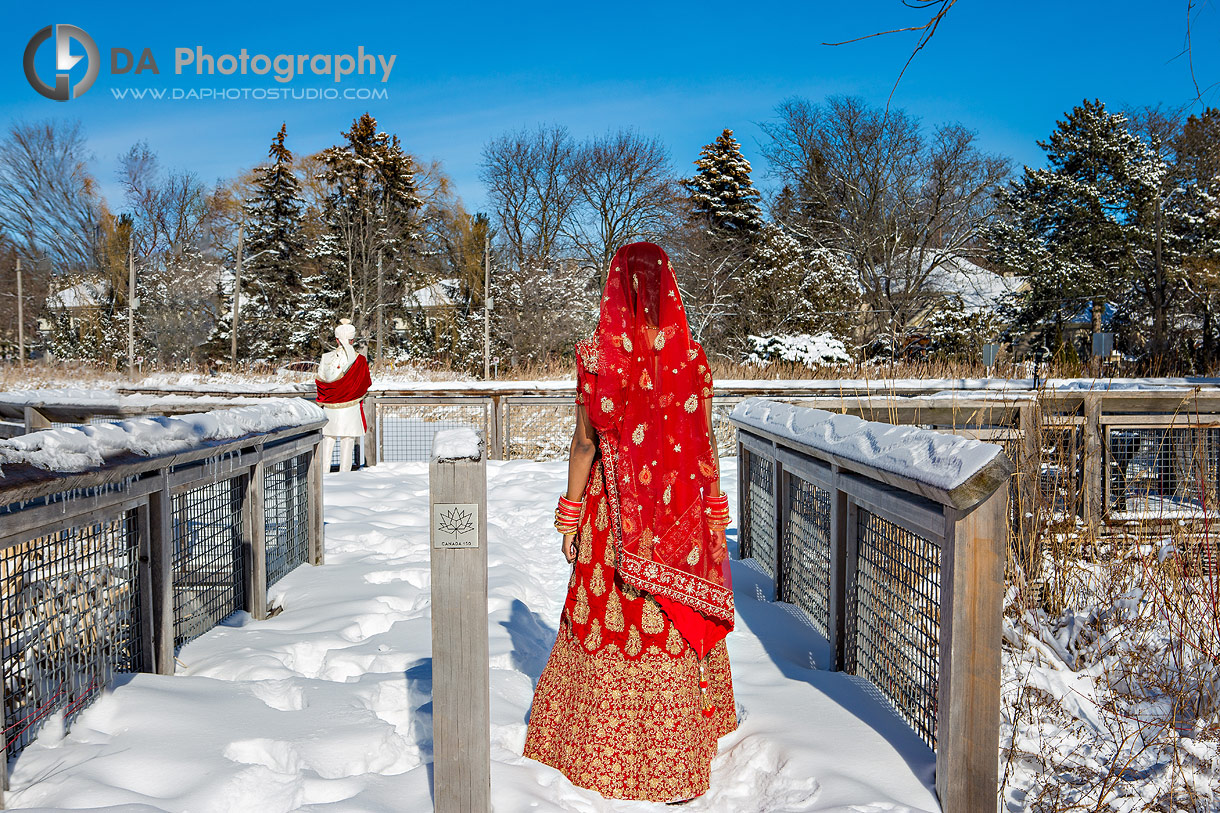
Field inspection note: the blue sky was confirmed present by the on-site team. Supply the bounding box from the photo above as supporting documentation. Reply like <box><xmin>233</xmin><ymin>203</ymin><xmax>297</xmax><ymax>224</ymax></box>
<box><xmin>2</xmin><ymin>2</ymin><xmax>1217</xmax><ymax>215</ymax></box>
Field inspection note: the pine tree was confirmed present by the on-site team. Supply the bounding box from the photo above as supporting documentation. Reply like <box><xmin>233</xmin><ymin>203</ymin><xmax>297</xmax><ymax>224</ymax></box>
<box><xmin>735</xmin><ymin>223</ymin><xmax>857</xmax><ymax>350</ymax></box>
<box><xmin>238</xmin><ymin>123</ymin><xmax>305</xmax><ymax>360</ymax></box>
<box><xmin>681</xmin><ymin>129</ymin><xmax>764</xmax><ymax>238</ymax></box>
<box><xmin>296</xmin><ymin>113</ymin><xmax>423</xmax><ymax>357</ymax></box>
<box><xmin>991</xmin><ymin>100</ymin><xmax>1166</xmax><ymax>355</ymax></box>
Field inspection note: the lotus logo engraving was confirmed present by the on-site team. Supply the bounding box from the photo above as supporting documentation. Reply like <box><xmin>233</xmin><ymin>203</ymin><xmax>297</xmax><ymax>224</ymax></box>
<box><xmin>24</xmin><ymin>24</ymin><xmax>99</xmax><ymax>101</ymax></box>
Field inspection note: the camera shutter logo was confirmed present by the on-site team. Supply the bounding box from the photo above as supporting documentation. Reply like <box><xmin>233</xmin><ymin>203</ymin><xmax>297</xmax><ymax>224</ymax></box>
<box><xmin>24</xmin><ymin>24</ymin><xmax>99</xmax><ymax>101</ymax></box>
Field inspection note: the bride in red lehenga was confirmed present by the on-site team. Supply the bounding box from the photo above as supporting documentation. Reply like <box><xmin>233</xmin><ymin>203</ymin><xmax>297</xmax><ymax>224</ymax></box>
<box><xmin>523</xmin><ymin>242</ymin><xmax>737</xmax><ymax>803</ymax></box>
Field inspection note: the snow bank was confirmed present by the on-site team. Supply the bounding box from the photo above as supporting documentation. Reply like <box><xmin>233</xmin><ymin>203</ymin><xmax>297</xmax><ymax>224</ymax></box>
<box><xmin>2</xmin><ymin>459</ymin><xmax>940</xmax><ymax>812</ymax></box>
<box><xmin>0</xmin><ymin>399</ymin><xmax>323</xmax><ymax>474</ymax></box>
<box><xmin>745</xmin><ymin>334</ymin><xmax>853</xmax><ymax>367</ymax></box>
<box><xmin>732</xmin><ymin>397</ymin><xmax>1003</xmax><ymax>492</ymax></box>
<box><xmin>432</xmin><ymin>427</ymin><xmax>482</xmax><ymax>460</ymax></box>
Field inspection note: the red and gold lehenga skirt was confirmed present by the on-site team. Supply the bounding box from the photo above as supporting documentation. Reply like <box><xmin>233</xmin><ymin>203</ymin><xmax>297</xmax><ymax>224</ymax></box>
<box><xmin>523</xmin><ymin>458</ymin><xmax>736</xmax><ymax>802</ymax></box>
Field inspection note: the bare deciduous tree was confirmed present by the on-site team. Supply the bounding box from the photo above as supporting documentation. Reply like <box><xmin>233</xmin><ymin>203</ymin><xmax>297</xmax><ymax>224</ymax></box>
<box><xmin>567</xmin><ymin>129</ymin><xmax>677</xmax><ymax>282</ymax></box>
<box><xmin>480</xmin><ymin>125</ymin><xmax>578</xmax><ymax>267</ymax></box>
<box><xmin>763</xmin><ymin>95</ymin><xmax>1009</xmax><ymax>348</ymax></box>
<box><xmin>0</xmin><ymin>119</ymin><xmax>100</xmax><ymax>273</ymax></box>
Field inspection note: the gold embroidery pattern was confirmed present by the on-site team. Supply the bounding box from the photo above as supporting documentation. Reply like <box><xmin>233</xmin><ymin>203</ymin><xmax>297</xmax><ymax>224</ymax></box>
<box><xmin>578</xmin><ymin>521</ymin><xmax>593</xmax><ymax>563</ymax></box>
<box><xmin>625</xmin><ymin>624</ymin><xmax>643</xmax><ymax>656</ymax></box>
<box><xmin>605</xmin><ymin>589</ymin><xmax>625</xmax><ymax>632</ymax></box>
<box><xmin>600</xmin><ymin>396</ymin><xmax>615</xmax><ymax>414</ymax></box>
<box><xmin>639</xmin><ymin>466</ymin><xmax>652</xmax><ymax>485</ymax></box>
<box><xmin>604</xmin><ymin>536</ymin><xmax>616</xmax><ymax>568</ymax></box>
<box><xmin>573</xmin><ymin>584</ymin><xmax>590</xmax><ymax>624</ymax></box>
<box><xmin>641</xmin><ymin>597</ymin><xmax>666</xmax><ymax>635</ymax></box>
<box><xmin>686</xmin><ymin>545</ymin><xmax>701</xmax><ymax>566</ymax></box>
<box><xmin>584</xmin><ymin>618</ymin><xmax>603</xmax><ymax>651</ymax></box>
<box><xmin>524</xmin><ymin>626</ymin><xmax>736</xmax><ymax>802</ymax></box>
<box><xmin>666</xmin><ymin>624</ymin><xmax>685</xmax><ymax>655</ymax></box>
<box><xmin>595</xmin><ymin>500</ymin><xmax>609</xmax><ymax>531</ymax></box>
<box><xmin>590</xmin><ymin>563</ymin><xmax>606</xmax><ymax>597</ymax></box>
<box><xmin>575</xmin><ymin>338</ymin><xmax>599</xmax><ymax>373</ymax></box>
<box><xmin>683</xmin><ymin>394</ymin><xmax>698</xmax><ymax>413</ymax></box>
<box><xmin>632</xmin><ymin>424</ymin><xmax>645</xmax><ymax>445</ymax></box>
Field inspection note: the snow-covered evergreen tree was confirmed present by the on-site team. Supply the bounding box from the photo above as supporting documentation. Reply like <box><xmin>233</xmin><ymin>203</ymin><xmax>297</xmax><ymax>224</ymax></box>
<box><xmin>295</xmin><ymin>113</ymin><xmax>423</xmax><ymax>357</ymax></box>
<box><xmin>991</xmin><ymin>99</ymin><xmax>1168</xmax><ymax>354</ymax></box>
<box><xmin>681</xmin><ymin>129</ymin><xmax>764</xmax><ymax>238</ymax></box>
<box><xmin>215</xmin><ymin>124</ymin><xmax>305</xmax><ymax>361</ymax></box>
<box><xmin>734</xmin><ymin>223</ymin><xmax>857</xmax><ymax>354</ymax></box>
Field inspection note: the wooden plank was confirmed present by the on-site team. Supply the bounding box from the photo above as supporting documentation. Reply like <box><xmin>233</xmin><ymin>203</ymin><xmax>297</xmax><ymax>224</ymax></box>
<box><xmin>430</xmin><ymin>447</ymin><xmax>490</xmax><ymax>813</ymax></box>
<box><xmin>837</xmin><ymin>473</ymin><xmax>949</xmax><ymax>544</ymax></box>
<box><xmin>147</xmin><ymin>471</ymin><xmax>175</xmax><ymax>675</ymax></box>
<box><xmin>0</xmin><ymin>483</ymin><xmax>158</xmax><ymax>550</ymax></box>
<box><xmin>1017</xmin><ymin>403</ymin><xmax>1040</xmax><ymax>580</ymax></box>
<box><xmin>307</xmin><ymin>440</ymin><xmax>324</xmax><ymax>566</ymax></box>
<box><xmin>773</xmin><ymin>445</ymin><xmax>835</xmax><ymax>491</ymax></box>
<box><xmin>935</xmin><ymin>486</ymin><xmax>1007</xmax><ymax>813</ymax></box>
<box><xmin>23</xmin><ymin>406</ymin><xmax>51</xmax><ymax>433</ymax></box>
<box><xmin>243</xmin><ymin>463</ymin><xmax>267</xmax><ymax>620</ymax></box>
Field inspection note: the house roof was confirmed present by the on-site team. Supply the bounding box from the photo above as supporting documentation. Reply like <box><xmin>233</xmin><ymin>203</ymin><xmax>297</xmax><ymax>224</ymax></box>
<box><xmin>405</xmin><ymin>278</ymin><xmax>459</xmax><ymax>308</ymax></box>
<box><xmin>47</xmin><ymin>280</ymin><xmax>109</xmax><ymax>310</ymax></box>
<box><xmin>922</xmin><ymin>254</ymin><xmax>1025</xmax><ymax>312</ymax></box>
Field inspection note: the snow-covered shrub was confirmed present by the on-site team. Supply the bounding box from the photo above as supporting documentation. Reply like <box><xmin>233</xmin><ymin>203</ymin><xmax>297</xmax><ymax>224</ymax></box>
<box><xmin>745</xmin><ymin>333</ymin><xmax>852</xmax><ymax>367</ymax></box>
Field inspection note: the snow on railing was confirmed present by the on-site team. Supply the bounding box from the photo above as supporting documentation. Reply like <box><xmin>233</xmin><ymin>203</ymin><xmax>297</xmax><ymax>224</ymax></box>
<box><xmin>730</xmin><ymin>397</ymin><xmax>1013</xmax><ymax>813</ymax></box>
<box><xmin>0</xmin><ymin>402</ymin><xmax>327</xmax><ymax>804</ymax></box>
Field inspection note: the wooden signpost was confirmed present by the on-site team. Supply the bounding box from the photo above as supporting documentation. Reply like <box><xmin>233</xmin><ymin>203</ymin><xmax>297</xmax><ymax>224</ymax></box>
<box><xmin>429</xmin><ymin>428</ymin><xmax>490</xmax><ymax>812</ymax></box>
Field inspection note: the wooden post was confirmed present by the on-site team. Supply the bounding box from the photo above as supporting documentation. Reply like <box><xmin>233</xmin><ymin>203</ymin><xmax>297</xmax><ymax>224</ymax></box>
<box><xmin>23</xmin><ymin>406</ymin><xmax>51</xmax><ymax>433</ymax></box>
<box><xmin>936</xmin><ymin>486</ymin><xmax>1007</xmax><ymax>813</ymax></box>
<box><xmin>306</xmin><ymin>439</ymin><xmax>325</xmax><ymax>566</ymax></box>
<box><xmin>828</xmin><ymin>467</ymin><xmax>849</xmax><ymax>672</ymax></box>
<box><xmin>1017</xmin><ymin>402</ymin><xmax>1041</xmax><ymax>581</ymax></box>
<box><xmin>136</xmin><ymin>499</ymin><xmax>158</xmax><ymax>673</ymax></box>
<box><xmin>429</xmin><ymin>430</ymin><xmax>490</xmax><ymax>813</ymax></box>
<box><xmin>488</xmin><ymin>396</ymin><xmax>503</xmax><ymax>460</ymax></box>
<box><xmin>736</xmin><ymin>441</ymin><xmax>750</xmax><ymax>559</ymax></box>
<box><xmin>364</xmin><ymin>396</ymin><xmax>379</xmax><ymax>468</ymax></box>
<box><xmin>773</xmin><ymin>461</ymin><xmax>787</xmax><ymax>601</ymax></box>
<box><xmin>1082</xmin><ymin>394</ymin><xmax>1103</xmax><ymax>529</ymax></box>
<box><xmin>842</xmin><ymin>499</ymin><xmax>861</xmax><ymax>673</ymax></box>
<box><xmin>243</xmin><ymin>462</ymin><xmax>268</xmax><ymax>620</ymax></box>
<box><xmin>148</xmin><ymin>470</ymin><xmax>176</xmax><ymax>675</ymax></box>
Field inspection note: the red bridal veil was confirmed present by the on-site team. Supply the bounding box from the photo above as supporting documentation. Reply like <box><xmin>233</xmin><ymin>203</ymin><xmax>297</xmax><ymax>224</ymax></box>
<box><xmin>585</xmin><ymin>242</ymin><xmax>734</xmax><ymax>660</ymax></box>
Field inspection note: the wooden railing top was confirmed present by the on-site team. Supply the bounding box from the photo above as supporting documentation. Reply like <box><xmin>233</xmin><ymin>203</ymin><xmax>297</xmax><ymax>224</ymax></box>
<box><xmin>0</xmin><ymin>411</ymin><xmax>326</xmax><ymax>507</ymax></box>
<box><xmin>730</xmin><ymin>397</ymin><xmax>1014</xmax><ymax>512</ymax></box>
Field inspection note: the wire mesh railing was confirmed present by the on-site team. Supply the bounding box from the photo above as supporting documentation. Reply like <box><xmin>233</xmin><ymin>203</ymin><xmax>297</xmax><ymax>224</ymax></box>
<box><xmin>731</xmin><ymin>397</ymin><xmax>1012</xmax><ymax>812</ymax></box>
<box><xmin>0</xmin><ymin>511</ymin><xmax>144</xmax><ymax>760</ymax></box>
<box><xmin>0</xmin><ymin>418</ymin><xmax>325</xmax><ymax>792</ymax></box>
<box><xmin>264</xmin><ymin>453</ymin><xmax>311</xmax><ymax>587</ymax></box>
<box><xmin>378</xmin><ymin>399</ymin><xmax>490</xmax><ymax>462</ymax></box>
<box><xmin>781</xmin><ymin>473</ymin><xmax>834</xmax><ymax>642</ymax></box>
<box><xmin>847</xmin><ymin>508</ymin><xmax>942</xmax><ymax>749</ymax></box>
<box><xmin>172</xmin><ymin>479</ymin><xmax>245</xmax><ymax>649</ymax></box>
<box><xmin>1106</xmin><ymin>425</ymin><xmax>1220</xmax><ymax>516</ymax></box>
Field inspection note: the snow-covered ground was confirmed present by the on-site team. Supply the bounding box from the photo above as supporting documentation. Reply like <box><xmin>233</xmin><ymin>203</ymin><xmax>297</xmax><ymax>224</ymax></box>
<box><xmin>4</xmin><ymin>459</ymin><xmax>939</xmax><ymax>813</ymax></box>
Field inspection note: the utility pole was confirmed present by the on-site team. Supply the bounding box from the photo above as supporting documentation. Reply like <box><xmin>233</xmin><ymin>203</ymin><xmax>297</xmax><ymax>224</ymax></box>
<box><xmin>128</xmin><ymin>238</ymin><xmax>136</xmax><ymax>378</ymax></box>
<box><xmin>231</xmin><ymin>227</ymin><xmax>243</xmax><ymax>370</ymax></box>
<box><xmin>376</xmin><ymin>250</ymin><xmax>384</xmax><ymax>365</ymax></box>
<box><xmin>15</xmin><ymin>257</ymin><xmax>23</xmax><ymax>364</ymax></box>
<box><xmin>484</xmin><ymin>235</ymin><xmax>491</xmax><ymax>380</ymax></box>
